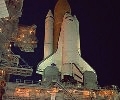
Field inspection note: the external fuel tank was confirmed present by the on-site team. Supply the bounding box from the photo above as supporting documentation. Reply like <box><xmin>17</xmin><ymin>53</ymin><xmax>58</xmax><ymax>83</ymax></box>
<box><xmin>54</xmin><ymin>0</ymin><xmax>71</xmax><ymax>51</ymax></box>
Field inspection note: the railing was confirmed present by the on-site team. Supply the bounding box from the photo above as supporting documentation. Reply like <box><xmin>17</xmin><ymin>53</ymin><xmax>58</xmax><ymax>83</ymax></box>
<box><xmin>55</xmin><ymin>81</ymin><xmax>76</xmax><ymax>100</ymax></box>
<box><xmin>4</xmin><ymin>66</ymin><xmax>33</xmax><ymax>76</ymax></box>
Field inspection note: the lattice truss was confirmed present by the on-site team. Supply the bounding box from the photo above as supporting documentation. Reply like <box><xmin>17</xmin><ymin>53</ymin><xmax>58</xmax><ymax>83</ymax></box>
<box><xmin>0</xmin><ymin>0</ymin><xmax>37</xmax><ymax>76</ymax></box>
<box><xmin>16</xmin><ymin>25</ymin><xmax>37</xmax><ymax>52</ymax></box>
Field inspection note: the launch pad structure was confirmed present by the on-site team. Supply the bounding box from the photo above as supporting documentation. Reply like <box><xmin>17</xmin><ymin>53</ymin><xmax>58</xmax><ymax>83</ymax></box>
<box><xmin>0</xmin><ymin>0</ymin><xmax>120</xmax><ymax>100</ymax></box>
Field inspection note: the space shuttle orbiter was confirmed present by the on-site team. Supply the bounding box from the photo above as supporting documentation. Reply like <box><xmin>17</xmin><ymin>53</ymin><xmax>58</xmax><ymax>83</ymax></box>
<box><xmin>36</xmin><ymin>0</ymin><xmax>96</xmax><ymax>84</ymax></box>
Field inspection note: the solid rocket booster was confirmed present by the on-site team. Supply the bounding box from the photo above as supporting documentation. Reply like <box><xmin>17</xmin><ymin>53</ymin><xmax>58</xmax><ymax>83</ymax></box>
<box><xmin>61</xmin><ymin>13</ymin><xmax>80</xmax><ymax>76</ymax></box>
<box><xmin>44</xmin><ymin>10</ymin><xmax>54</xmax><ymax>59</ymax></box>
<box><xmin>62</xmin><ymin>13</ymin><xmax>79</xmax><ymax>63</ymax></box>
<box><xmin>74</xmin><ymin>15</ymin><xmax>81</xmax><ymax>55</ymax></box>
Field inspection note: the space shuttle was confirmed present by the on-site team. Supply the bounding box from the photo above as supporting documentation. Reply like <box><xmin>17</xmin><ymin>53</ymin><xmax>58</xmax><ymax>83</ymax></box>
<box><xmin>36</xmin><ymin>0</ymin><xmax>97</xmax><ymax>85</ymax></box>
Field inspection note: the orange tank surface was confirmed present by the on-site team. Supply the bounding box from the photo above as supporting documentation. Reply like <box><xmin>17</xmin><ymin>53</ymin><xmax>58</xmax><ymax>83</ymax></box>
<box><xmin>54</xmin><ymin>0</ymin><xmax>71</xmax><ymax>51</ymax></box>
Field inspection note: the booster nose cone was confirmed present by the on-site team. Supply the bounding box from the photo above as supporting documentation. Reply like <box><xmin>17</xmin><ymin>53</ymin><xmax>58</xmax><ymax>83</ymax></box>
<box><xmin>46</xmin><ymin>10</ymin><xmax>53</xmax><ymax>18</ymax></box>
<box><xmin>54</xmin><ymin>0</ymin><xmax>71</xmax><ymax>52</ymax></box>
<box><xmin>63</xmin><ymin>12</ymin><xmax>72</xmax><ymax>20</ymax></box>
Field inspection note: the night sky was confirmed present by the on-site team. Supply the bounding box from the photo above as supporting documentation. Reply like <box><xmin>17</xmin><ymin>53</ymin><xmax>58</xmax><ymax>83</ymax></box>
<box><xmin>12</xmin><ymin>0</ymin><xmax>120</xmax><ymax>87</ymax></box>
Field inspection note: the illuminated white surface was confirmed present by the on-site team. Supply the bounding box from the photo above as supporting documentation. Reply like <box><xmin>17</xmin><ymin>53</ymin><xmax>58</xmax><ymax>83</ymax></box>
<box><xmin>37</xmin><ymin>11</ymin><xmax>96</xmax><ymax>82</ymax></box>
<box><xmin>44</xmin><ymin>10</ymin><xmax>54</xmax><ymax>58</ymax></box>
<box><xmin>74</xmin><ymin>15</ymin><xmax>81</xmax><ymax>55</ymax></box>
<box><xmin>0</xmin><ymin>0</ymin><xmax>9</xmax><ymax>18</ymax></box>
